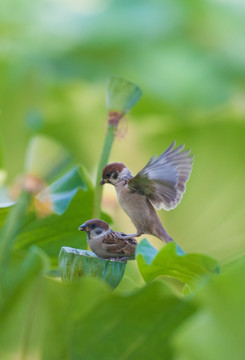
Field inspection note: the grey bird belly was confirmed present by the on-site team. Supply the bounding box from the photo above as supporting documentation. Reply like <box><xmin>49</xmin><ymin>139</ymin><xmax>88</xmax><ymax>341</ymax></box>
<box><xmin>116</xmin><ymin>184</ymin><xmax>153</xmax><ymax>233</ymax></box>
<box><xmin>88</xmin><ymin>236</ymin><xmax>110</xmax><ymax>258</ymax></box>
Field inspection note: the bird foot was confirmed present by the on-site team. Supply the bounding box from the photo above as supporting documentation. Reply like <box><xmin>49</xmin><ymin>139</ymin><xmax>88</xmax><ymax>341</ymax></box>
<box><xmin>109</xmin><ymin>257</ymin><xmax>128</xmax><ymax>262</ymax></box>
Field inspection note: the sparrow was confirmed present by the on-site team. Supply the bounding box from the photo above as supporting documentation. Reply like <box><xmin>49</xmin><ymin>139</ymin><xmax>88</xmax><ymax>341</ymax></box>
<box><xmin>78</xmin><ymin>219</ymin><xmax>137</xmax><ymax>260</ymax></box>
<box><xmin>100</xmin><ymin>141</ymin><xmax>193</xmax><ymax>243</ymax></box>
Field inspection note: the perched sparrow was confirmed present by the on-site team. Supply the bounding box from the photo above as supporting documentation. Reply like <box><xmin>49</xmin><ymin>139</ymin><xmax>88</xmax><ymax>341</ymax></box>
<box><xmin>78</xmin><ymin>219</ymin><xmax>137</xmax><ymax>260</ymax></box>
<box><xmin>100</xmin><ymin>141</ymin><xmax>193</xmax><ymax>243</ymax></box>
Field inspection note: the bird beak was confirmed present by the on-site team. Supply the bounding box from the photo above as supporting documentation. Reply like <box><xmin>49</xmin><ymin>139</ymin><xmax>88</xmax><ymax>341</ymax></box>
<box><xmin>100</xmin><ymin>178</ymin><xmax>106</xmax><ymax>185</ymax></box>
<box><xmin>78</xmin><ymin>224</ymin><xmax>87</xmax><ymax>231</ymax></box>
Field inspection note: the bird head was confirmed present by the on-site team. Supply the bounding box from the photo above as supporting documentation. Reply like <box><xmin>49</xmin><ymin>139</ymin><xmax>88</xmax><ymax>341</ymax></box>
<box><xmin>100</xmin><ymin>162</ymin><xmax>129</xmax><ymax>186</ymax></box>
<box><xmin>78</xmin><ymin>219</ymin><xmax>110</xmax><ymax>238</ymax></box>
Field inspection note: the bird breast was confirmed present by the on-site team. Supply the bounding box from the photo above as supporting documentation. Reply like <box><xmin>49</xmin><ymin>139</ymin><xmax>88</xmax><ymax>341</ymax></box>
<box><xmin>115</xmin><ymin>183</ymin><xmax>152</xmax><ymax>232</ymax></box>
<box><xmin>87</xmin><ymin>232</ymin><xmax>110</xmax><ymax>258</ymax></box>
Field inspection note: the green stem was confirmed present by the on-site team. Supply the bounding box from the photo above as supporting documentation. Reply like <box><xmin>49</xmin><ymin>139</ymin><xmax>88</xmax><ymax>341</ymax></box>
<box><xmin>92</xmin><ymin>125</ymin><xmax>115</xmax><ymax>218</ymax></box>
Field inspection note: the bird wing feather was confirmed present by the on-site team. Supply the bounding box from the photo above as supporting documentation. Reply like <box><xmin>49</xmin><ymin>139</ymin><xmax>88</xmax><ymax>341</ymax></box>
<box><xmin>102</xmin><ymin>231</ymin><xmax>137</xmax><ymax>257</ymax></box>
<box><xmin>128</xmin><ymin>141</ymin><xmax>193</xmax><ymax>210</ymax></box>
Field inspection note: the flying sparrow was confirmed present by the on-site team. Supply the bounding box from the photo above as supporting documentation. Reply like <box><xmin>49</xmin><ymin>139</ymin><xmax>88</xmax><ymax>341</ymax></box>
<box><xmin>78</xmin><ymin>219</ymin><xmax>137</xmax><ymax>260</ymax></box>
<box><xmin>100</xmin><ymin>141</ymin><xmax>193</xmax><ymax>243</ymax></box>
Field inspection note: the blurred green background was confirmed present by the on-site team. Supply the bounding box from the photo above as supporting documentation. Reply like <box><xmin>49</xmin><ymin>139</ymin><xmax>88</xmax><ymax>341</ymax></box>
<box><xmin>1</xmin><ymin>0</ymin><xmax>245</xmax><ymax>262</ymax></box>
<box><xmin>1</xmin><ymin>1</ymin><xmax>245</xmax><ymax>359</ymax></box>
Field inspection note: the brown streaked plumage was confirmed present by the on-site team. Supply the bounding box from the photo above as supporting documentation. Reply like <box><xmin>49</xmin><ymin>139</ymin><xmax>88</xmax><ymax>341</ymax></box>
<box><xmin>100</xmin><ymin>141</ymin><xmax>193</xmax><ymax>243</ymax></box>
<box><xmin>78</xmin><ymin>219</ymin><xmax>137</xmax><ymax>260</ymax></box>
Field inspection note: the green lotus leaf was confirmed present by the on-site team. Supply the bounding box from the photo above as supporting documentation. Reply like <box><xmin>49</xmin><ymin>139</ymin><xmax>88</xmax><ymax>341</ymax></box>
<box><xmin>136</xmin><ymin>239</ymin><xmax>220</xmax><ymax>293</ymax></box>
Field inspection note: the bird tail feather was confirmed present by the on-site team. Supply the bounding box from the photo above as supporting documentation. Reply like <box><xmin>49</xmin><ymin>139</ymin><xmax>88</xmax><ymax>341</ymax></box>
<box><xmin>155</xmin><ymin>226</ymin><xmax>185</xmax><ymax>254</ymax></box>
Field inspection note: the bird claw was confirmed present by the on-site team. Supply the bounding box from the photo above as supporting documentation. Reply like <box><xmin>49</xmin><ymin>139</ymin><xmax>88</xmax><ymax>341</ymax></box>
<box><xmin>109</xmin><ymin>257</ymin><xmax>128</xmax><ymax>262</ymax></box>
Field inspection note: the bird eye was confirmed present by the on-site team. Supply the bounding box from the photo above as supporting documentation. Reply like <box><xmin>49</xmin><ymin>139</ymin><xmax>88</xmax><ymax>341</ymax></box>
<box><xmin>105</xmin><ymin>173</ymin><xmax>110</xmax><ymax>178</ymax></box>
<box><xmin>91</xmin><ymin>223</ymin><xmax>96</xmax><ymax>229</ymax></box>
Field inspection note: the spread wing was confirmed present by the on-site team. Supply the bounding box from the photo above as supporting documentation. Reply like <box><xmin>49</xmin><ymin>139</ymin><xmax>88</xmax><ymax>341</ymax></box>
<box><xmin>102</xmin><ymin>231</ymin><xmax>137</xmax><ymax>258</ymax></box>
<box><xmin>128</xmin><ymin>141</ymin><xmax>193</xmax><ymax>211</ymax></box>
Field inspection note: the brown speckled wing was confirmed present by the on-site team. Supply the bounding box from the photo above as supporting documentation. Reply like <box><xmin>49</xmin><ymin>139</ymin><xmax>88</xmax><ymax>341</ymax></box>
<box><xmin>128</xmin><ymin>141</ymin><xmax>193</xmax><ymax>211</ymax></box>
<box><xmin>102</xmin><ymin>231</ymin><xmax>137</xmax><ymax>258</ymax></box>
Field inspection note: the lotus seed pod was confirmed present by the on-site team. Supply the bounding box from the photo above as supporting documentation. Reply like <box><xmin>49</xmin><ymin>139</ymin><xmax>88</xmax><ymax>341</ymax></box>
<box><xmin>58</xmin><ymin>247</ymin><xmax>127</xmax><ymax>289</ymax></box>
<box><xmin>106</xmin><ymin>77</ymin><xmax>142</xmax><ymax>126</ymax></box>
